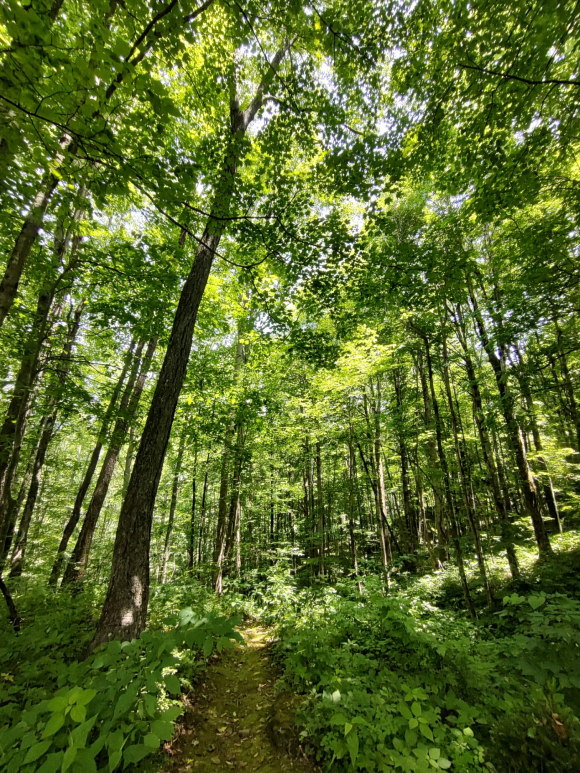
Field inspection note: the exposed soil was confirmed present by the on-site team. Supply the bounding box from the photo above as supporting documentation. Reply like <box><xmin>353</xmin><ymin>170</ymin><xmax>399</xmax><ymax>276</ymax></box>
<box><xmin>160</xmin><ymin>625</ymin><xmax>318</xmax><ymax>773</ymax></box>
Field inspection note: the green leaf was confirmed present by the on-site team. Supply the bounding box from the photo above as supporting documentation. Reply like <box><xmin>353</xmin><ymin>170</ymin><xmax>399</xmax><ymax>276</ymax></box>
<box><xmin>70</xmin><ymin>705</ymin><xmax>86</xmax><ymax>723</ymax></box>
<box><xmin>61</xmin><ymin>745</ymin><xmax>76</xmax><ymax>773</ymax></box>
<box><xmin>36</xmin><ymin>752</ymin><xmax>64</xmax><ymax>773</ymax></box>
<box><xmin>164</xmin><ymin>674</ymin><xmax>181</xmax><ymax>695</ymax></box>
<box><xmin>123</xmin><ymin>744</ymin><xmax>152</xmax><ymax>766</ymax></box>
<box><xmin>528</xmin><ymin>595</ymin><xmax>546</xmax><ymax>610</ymax></box>
<box><xmin>70</xmin><ymin>716</ymin><xmax>96</xmax><ymax>749</ymax></box>
<box><xmin>347</xmin><ymin>729</ymin><xmax>359</xmax><ymax>766</ymax></box>
<box><xmin>162</xmin><ymin>705</ymin><xmax>183</xmax><ymax>722</ymax></box>
<box><xmin>150</xmin><ymin>720</ymin><xmax>174</xmax><ymax>742</ymax></box>
<box><xmin>107</xmin><ymin>730</ymin><xmax>124</xmax><ymax>751</ymax></box>
<box><xmin>42</xmin><ymin>713</ymin><xmax>65</xmax><ymax>738</ymax></box>
<box><xmin>419</xmin><ymin>724</ymin><xmax>433</xmax><ymax>741</ymax></box>
<box><xmin>108</xmin><ymin>749</ymin><xmax>122</xmax><ymax>771</ymax></box>
<box><xmin>23</xmin><ymin>740</ymin><xmax>51</xmax><ymax>764</ymax></box>
<box><xmin>203</xmin><ymin>636</ymin><xmax>213</xmax><ymax>659</ymax></box>
<box><xmin>47</xmin><ymin>697</ymin><xmax>69</xmax><ymax>713</ymax></box>
<box><xmin>144</xmin><ymin>733</ymin><xmax>160</xmax><ymax>749</ymax></box>
<box><xmin>411</xmin><ymin>701</ymin><xmax>422</xmax><ymax>717</ymax></box>
<box><xmin>74</xmin><ymin>748</ymin><xmax>97</xmax><ymax>772</ymax></box>
<box><xmin>438</xmin><ymin>760</ymin><xmax>452</xmax><ymax>770</ymax></box>
<box><xmin>76</xmin><ymin>690</ymin><xmax>97</xmax><ymax>707</ymax></box>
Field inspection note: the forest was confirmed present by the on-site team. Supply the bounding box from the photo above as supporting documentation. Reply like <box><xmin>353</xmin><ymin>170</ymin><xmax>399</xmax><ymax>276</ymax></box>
<box><xmin>1</xmin><ymin>0</ymin><xmax>580</xmax><ymax>771</ymax></box>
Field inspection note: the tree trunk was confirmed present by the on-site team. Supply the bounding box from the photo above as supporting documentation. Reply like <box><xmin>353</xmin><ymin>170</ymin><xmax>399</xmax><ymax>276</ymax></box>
<box><xmin>347</xmin><ymin>412</ymin><xmax>362</xmax><ymax>594</ymax></box>
<box><xmin>188</xmin><ymin>447</ymin><xmax>198</xmax><ymax>570</ymax></box>
<box><xmin>453</xmin><ymin>304</ymin><xmax>520</xmax><ymax>579</ymax></box>
<box><xmin>0</xmin><ymin>172</ymin><xmax>61</xmax><ymax>328</ymax></box>
<box><xmin>197</xmin><ymin>459</ymin><xmax>210</xmax><ymax>566</ymax></box>
<box><xmin>415</xmin><ymin>349</ymin><xmax>447</xmax><ymax>559</ymax></box>
<box><xmin>92</xmin><ymin>44</ymin><xmax>290</xmax><ymax>646</ymax></box>
<box><xmin>225</xmin><ymin>423</ymin><xmax>245</xmax><ymax>562</ymax></box>
<box><xmin>512</xmin><ymin>345</ymin><xmax>562</xmax><ymax>533</ymax></box>
<box><xmin>49</xmin><ymin>339</ymin><xmax>136</xmax><ymax>585</ymax></box>
<box><xmin>214</xmin><ymin>329</ymin><xmax>246</xmax><ymax>593</ymax></box>
<box><xmin>440</xmin><ymin>324</ymin><xmax>492</xmax><ymax>604</ymax></box>
<box><xmin>468</xmin><ymin>281</ymin><xmax>552</xmax><ymax>556</ymax></box>
<box><xmin>554</xmin><ymin>320</ymin><xmax>580</xmax><ymax>451</ymax></box>
<box><xmin>393</xmin><ymin>369</ymin><xmax>418</xmax><ymax>550</ymax></box>
<box><xmin>161</xmin><ymin>429</ymin><xmax>186</xmax><ymax>584</ymax></box>
<box><xmin>9</xmin><ymin>410</ymin><xmax>57</xmax><ymax>577</ymax></box>
<box><xmin>0</xmin><ymin>575</ymin><xmax>21</xmax><ymax>631</ymax></box>
<box><xmin>421</xmin><ymin>331</ymin><xmax>476</xmax><ymax>618</ymax></box>
<box><xmin>62</xmin><ymin>338</ymin><xmax>156</xmax><ymax>585</ymax></box>
<box><xmin>315</xmin><ymin>441</ymin><xmax>325</xmax><ymax>575</ymax></box>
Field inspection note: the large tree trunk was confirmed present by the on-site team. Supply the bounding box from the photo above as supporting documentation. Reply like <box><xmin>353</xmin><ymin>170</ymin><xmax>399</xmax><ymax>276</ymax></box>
<box><xmin>92</xmin><ymin>44</ymin><xmax>290</xmax><ymax>647</ymax></box>
<box><xmin>62</xmin><ymin>338</ymin><xmax>156</xmax><ymax>585</ymax></box>
<box><xmin>49</xmin><ymin>339</ymin><xmax>136</xmax><ymax>585</ymax></box>
<box><xmin>468</xmin><ymin>281</ymin><xmax>552</xmax><ymax>556</ymax></box>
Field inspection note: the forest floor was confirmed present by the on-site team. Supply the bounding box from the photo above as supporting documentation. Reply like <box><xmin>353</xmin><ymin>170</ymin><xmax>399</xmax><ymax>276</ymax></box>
<box><xmin>160</xmin><ymin>625</ymin><xmax>318</xmax><ymax>773</ymax></box>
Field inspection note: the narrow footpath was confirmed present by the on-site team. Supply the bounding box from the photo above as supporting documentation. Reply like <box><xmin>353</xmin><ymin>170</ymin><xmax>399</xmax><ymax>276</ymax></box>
<box><xmin>161</xmin><ymin>625</ymin><xmax>318</xmax><ymax>773</ymax></box>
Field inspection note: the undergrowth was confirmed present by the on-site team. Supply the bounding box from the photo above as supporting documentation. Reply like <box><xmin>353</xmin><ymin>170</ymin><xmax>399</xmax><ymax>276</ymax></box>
<box><xmin>0</xmin><ymin>580</ymin><xmax>242</xmax><ymax>772</ymax></box>
<box><xmin>251</xmin><ymin>533</ymin><xmax>580</xmax><ymax>773</ymax></box>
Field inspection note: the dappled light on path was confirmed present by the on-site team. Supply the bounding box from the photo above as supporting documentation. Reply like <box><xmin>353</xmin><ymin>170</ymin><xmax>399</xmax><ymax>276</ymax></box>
<box><xmin>161</xmin><ymin>625</ymin><xmax>317</xmax><ymax>773</ymax></box>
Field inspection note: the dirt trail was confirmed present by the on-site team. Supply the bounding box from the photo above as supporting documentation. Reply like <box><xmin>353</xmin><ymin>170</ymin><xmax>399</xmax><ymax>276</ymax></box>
<box><xmin>162</xmin><ymin>625</ymin><xmax>318</xmax><ymax>773</ymax></box>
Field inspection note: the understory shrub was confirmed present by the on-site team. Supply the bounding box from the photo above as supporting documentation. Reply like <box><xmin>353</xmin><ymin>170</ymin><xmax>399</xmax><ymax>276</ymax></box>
<box><xmin>272</xmin><ymin>576</ymin><xmax>580</xmax><ymax>773</ymax></box>
<box><xmin>0</xmin><ymin>608</ymin><xmax>242</xmax><ymax>772</ymax></box>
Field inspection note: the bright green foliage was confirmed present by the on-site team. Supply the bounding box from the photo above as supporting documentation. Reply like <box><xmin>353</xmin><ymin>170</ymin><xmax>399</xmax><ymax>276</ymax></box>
<box><xmin>0</xmin><ymin>607</ymin><xmax>241</xmax><ymax>772</ymax></box>
<box><xmin>259</xmin><ymin>572</ymin><xmax>580</xmax><ymax>772</ymax></box>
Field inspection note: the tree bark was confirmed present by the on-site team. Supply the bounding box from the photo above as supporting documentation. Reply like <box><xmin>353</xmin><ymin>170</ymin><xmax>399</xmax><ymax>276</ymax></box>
<box><xmin>161</xmin><ymin>429</ymin><xmax>186</xmax><ymax>584</ymax></box>
<box><xmin>188</xmin><ymin>447</ymin><xmax>198</xmax><ymax>570</ymax></box>
<box><xmin>421</xmin><ymin>330</ymin><xmax>476</xmax><ymax>618</ymax></box>
<box><xmin>453</xmin><ymin>304</ymin><xmax>520</xmax><ymax>579</ymax></box>
<box><xmin>62</xmin><ymin>338</ymin><xmax>156</xmax><ymax>585</ymax></box>
<box><xmin>440</xmin><ymin>324</ymin><xmax>492</xmax><ymax>604</ymax></box>
<box><xmin>49</xmin><ymin>339</ymin><xmax>136</xmax><ymax>585</ymax></box>
<box><xmin>9</xmin><ymin>410</ymin><xmax>57</xmax><ymax>577</ymax></box>
<box><xmin>468</xmin><ymin>281</ymin><xmax>552</xmax><ymax>556</ymax></box>
<box><xmin>315</xmin><ymin>440</ymin><xmax>325</xmax><ymax>575</ymax></box>
<box><xmin>92</xmin><ymin>43</ymin><xmax>290</xmax><ymax>646</ymax></box>
<box><xmin>415</xmin><ymin>348</ymin><xmax>447</xmax><ymax>559</ymax></box>
<box><xmin>347</xmin><ymin>410</ymin><xmax>362</xmax><ymax>594</ymax></box>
